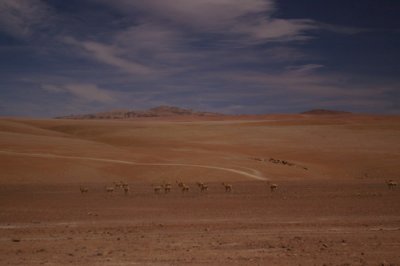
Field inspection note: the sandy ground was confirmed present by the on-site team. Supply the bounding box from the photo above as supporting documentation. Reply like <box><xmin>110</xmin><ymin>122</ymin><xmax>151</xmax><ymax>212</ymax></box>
<box><xmin>0</xmin><ymin>115</ymin><xmax>400</xmax><ymax>265</ymax></box>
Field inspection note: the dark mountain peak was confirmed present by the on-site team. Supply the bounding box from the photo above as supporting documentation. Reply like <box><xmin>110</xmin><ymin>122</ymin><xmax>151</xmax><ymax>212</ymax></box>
<box><xmin>301</xmin><ymin>109</ymin><xmax>352</xmax><ymax>115</ymax></box>
<box><xmin>148</xmin><ymin>105</ymin><xmax>193</xmax><ymax>115</ymax></box>
<box><xmin>56</xmin><ymin>106</ymin><xmax>221</xmax><ymax>119</ymax></box>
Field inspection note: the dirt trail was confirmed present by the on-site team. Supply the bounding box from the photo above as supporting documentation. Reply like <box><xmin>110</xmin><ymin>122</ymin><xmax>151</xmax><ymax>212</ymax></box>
<box><xmin>0</xmin><ymin>150</ymin><xmax>268</xmax><ymax>181</ymax></box>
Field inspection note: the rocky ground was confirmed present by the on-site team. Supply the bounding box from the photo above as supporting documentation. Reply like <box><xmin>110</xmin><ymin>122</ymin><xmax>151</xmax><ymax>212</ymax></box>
<box><xmin>1</xmin><ymin>180</ymin><xmax>399</xmax><ymax>265</ymax></box>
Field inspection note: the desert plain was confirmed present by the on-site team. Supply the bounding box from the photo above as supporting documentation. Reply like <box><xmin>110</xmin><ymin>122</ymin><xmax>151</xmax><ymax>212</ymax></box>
<box><xmin>0</xmin><ymin>114</ymin><xmax>400</xmax><ymax>265</ymax></box>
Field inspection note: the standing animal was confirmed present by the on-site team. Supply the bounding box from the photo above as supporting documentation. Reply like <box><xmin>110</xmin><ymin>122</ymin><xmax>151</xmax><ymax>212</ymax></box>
<box><xmin>197</xmin><ymin>182</ymin><xmax>208</xmax><ymax>192</ymax></box>
<box><xmin>105</xmin><ymin>186</ymin><xmax>114</xmax><ymax>193</ymax></box>
<box><xmin>163</xmin><ymin>184</ymin><xmax>172</xmax><ymax>193</ymax></box>
<box><xmin>181</xmin><ymin>184</ymin><xmax>190</xmax><ymax>193</ymax></box>
<box><xmin>386</xmin><ymin>180</ymin><xmax>397</xmax><ymax>190</ymax></box>
<box><xmin>270</xmin><ymin>183</ymin><xmax>278</xmax><ymax>192</ymax></box>
<box><xmin>200</xmin><ymin>184</ymin><xmax>208</xmax><ymax>192</ymax></box>
<box><xmin>123</xmin><ymin>185</ymin><xmax>130</xmax><ymax>195</ymax></box>
<box><xmin>114</xmin><ymin>181</ymin><xmax>123</xmax><ymax>189</ymax></box>
<box><xmin>154</xmin><ymin>186</ymin><xmax>162</xmax><ymax>194</ymax></box>
<box><xmin>176</xmin><ymin>181</ymin><xmax>184</xmax><ymax>188</ymax></box>
<box><xmin>222</xmin><ymin>182</ymin><xmax>232</xmax><ymax>192</ymax></box>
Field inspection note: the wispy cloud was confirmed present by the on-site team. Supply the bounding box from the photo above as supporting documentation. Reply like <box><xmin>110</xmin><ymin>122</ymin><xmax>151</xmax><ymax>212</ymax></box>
<box><xmin>318</xmin><ymin>22</ymin><xmax>372</xmax><ymax>35</ymax></box>
<box><xmin>96</xmin><ymin>0</ymin><xmax>274</xmax><ymax>29</ymax></box>
<box><xmin>0</xmin><ymin>0</ymin><xmax>398</xmax><ymax>116</ymax></box>
<box><xmin>230</xmin><ymin>18</ymin><xmax>316</xmax><ymax>43</ymax></box>
<box><xmin>42</xmin><ymin>83</ymin><xmax>116</xmax><ymax>103</ymax></box>
<box><xmin>0</xmin><ymin>0</ymin><xmax>52</xmax><ymax>38</ymax></box>
<box><xmin>97</xmin><ymin>0</ymin><xmax>316</xmax><ymax>43</ymax></box>
<box><xmin>63</xmin><ymin>37</ymin><xmax>156</xmax><ymax>76</ymax></box>
<box><xmin>286</xmin><ymin>64</ymin><xmax>325</xmax><ymax>74</ymax></box>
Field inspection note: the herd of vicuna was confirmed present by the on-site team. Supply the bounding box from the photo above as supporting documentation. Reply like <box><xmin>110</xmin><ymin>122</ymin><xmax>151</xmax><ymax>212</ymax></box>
<box><xmin>80</xmin><ymin>180</ymin><xmax>398</xmax><ymax>195</ymax></box>
<box><xmin>80</xmin><ymin>180</ymin><xmax>280</xmax><ymax>194</ymax></box>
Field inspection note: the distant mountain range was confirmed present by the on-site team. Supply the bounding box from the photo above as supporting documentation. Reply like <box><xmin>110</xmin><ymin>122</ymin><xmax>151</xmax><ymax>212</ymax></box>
<box><xmin>301</xmin><ymin>109</ymin><xmax>351</xmax><ymax>115</ymax></box>
<box><xmin>56</xmin><ymin>106</ymin><xmax>221</xmax><ymax>119</ymax></box>
<box><xmin>56</xmin><ymin>106</ymin><xmax>352</xmax><ymax>120</ymax></box>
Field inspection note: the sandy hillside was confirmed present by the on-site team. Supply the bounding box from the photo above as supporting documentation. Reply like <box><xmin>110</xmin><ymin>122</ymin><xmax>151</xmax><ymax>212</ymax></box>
<box><xmin>1</xmin><ymin>115</ymin><xmax>399</xmax><ymax>184</ymax></box>
<box><xmin>0</xmin><ymin>115</ymin><xmax>400</xmax><ymax>265</ymax></box>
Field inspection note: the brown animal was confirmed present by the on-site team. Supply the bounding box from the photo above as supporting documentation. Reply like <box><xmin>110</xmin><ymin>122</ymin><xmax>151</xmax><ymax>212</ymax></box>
<box><xmin>163</xmin><ymin>184</ymin><xmax>172</xmax><ymax>193</ymax></box>
<box><xmin>176</xmin><ymin>181</ymin><xmax>184</xmax><ymax>188</ymax></box>
<box><xmin>386</xmin><ymin>180</ymin><xmax>397</xmax><ymax>190</ymax></box>
<box><xmin>270</xmin><ymin>183</ymin><xmax>278</xmax><ymax>192</ymax></box>
<box><xmin>222</xmin><ymin>182</ymin><xmax>232</xmax><ymax>192</ymax></box>
<box><xmin>200</xmin><ymin>184</ymin><xmax>208</xmax><ymax>192</ymax></box>
<box><xmin>114</xmin><ymin>181</ymin><xmax>123</xmax><ymax>189</ymax></box>
<box><xmin>196</xmin><ymin>182</ymin><xmax>208</xmax><ymax>192</ymax></box>
<box><xmin>105</xmin><ymin>186</ymin><xmax>114</xmax><ymax>193</ymax></box>
<box><xmin>80</xmin><ymin>186</ymin><xmax>89</xmax><ymax>193</ymax></box>
<box><xmin>154</xmin><ymin>186</ymin><xmax>162</xmax><ymax>194</ymax></box>
<box><xmin>181</xmin><ymin>184</ymin><xmax>190</xmax><ymax>193</ymax></box>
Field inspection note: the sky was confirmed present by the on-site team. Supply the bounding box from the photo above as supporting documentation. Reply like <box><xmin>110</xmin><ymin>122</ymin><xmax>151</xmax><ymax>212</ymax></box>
<box><xmin>0</xmin><ymin>0</ymin><xmax>399</xmax><ymax>117</ymax></box>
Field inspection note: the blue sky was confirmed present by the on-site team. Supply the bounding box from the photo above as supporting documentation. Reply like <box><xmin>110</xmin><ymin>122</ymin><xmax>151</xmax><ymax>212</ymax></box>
<box><xmin>0</xmin><ymin>0</ymin><xmax>399</xmax><ymax>117</ymax></box>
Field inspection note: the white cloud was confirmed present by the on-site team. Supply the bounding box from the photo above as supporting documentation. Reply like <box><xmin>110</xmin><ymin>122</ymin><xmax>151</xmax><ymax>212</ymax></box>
<box><xmin>41</xmin><ymin>84</ymin><xmax>64</xmax><ymax>93</ymax></box>
<box><xmin>42</xmin><ymin>83</ymin><xmax>116</xmax><ymax>103</ymax></box>
<box><xmin>114</xmin><ymin>24</ymin><xmax>181</xmax><ymax>52</ymax></box>
<box><xmin>0</xmin><ymin>0</ymin><xmax>51</xmax><ymax>37</ymax></box>
<box><xmin>286</xmin><ymin>64</ymin><xmax>325</xmax><ymax>74</ymax></box>
<box><xmin>318</xmin><ymin>23</ymin><xmax>372</xmax><ymax>35</ymax></box>
<box><xmin>63</xmin><ymin>37</ymin><xmax>155</xmax><ymax>76</ymax></box>
<box><xmin>61</xmin><ymin>1</ymin><xmax>319</xmax><ymax>79</ymax></box>
<box><xmin>64</xmin><ymin>84</ymin><xmax>116</xmax><ymax>103</ymax></box>
<box><xmin>232</xmin><ymin>18</ymin><xmax>316</xmax><ymax>42</ymax></box>
<box><xmin>99</xmin><ymin>0</ymin><xmax>273</xmax><ymax>29</ymax></box>
<box><xmin>97</xmin><ymin>0</ymin><xmax>315</xmax><ymax>43</ymax></box>
<box><xmin>220</xmin><ymin>64</ymin><xmax>397</xmax><ymax>104</ymax></box>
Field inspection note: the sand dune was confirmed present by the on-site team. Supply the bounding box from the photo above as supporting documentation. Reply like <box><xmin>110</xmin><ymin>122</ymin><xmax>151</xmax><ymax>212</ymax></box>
<box><xmin>1</xmin><ymin>115</ymin><xmax>399</xmax><ymax>183</ymax></box>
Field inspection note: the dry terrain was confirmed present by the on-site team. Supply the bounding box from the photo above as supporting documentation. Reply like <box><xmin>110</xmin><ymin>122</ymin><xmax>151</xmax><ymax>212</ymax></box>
<box><xmin>0</xmin><ymin>114</ymin><xmax>400</xmax><ymax>265</ymax></box>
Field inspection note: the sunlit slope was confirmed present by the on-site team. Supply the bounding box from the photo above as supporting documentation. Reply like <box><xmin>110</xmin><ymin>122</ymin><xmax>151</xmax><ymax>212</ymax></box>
<box><xmin>0</xmin><ymin>116</ymin><xmax>399</xmax><ymax>184</ymax></box>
